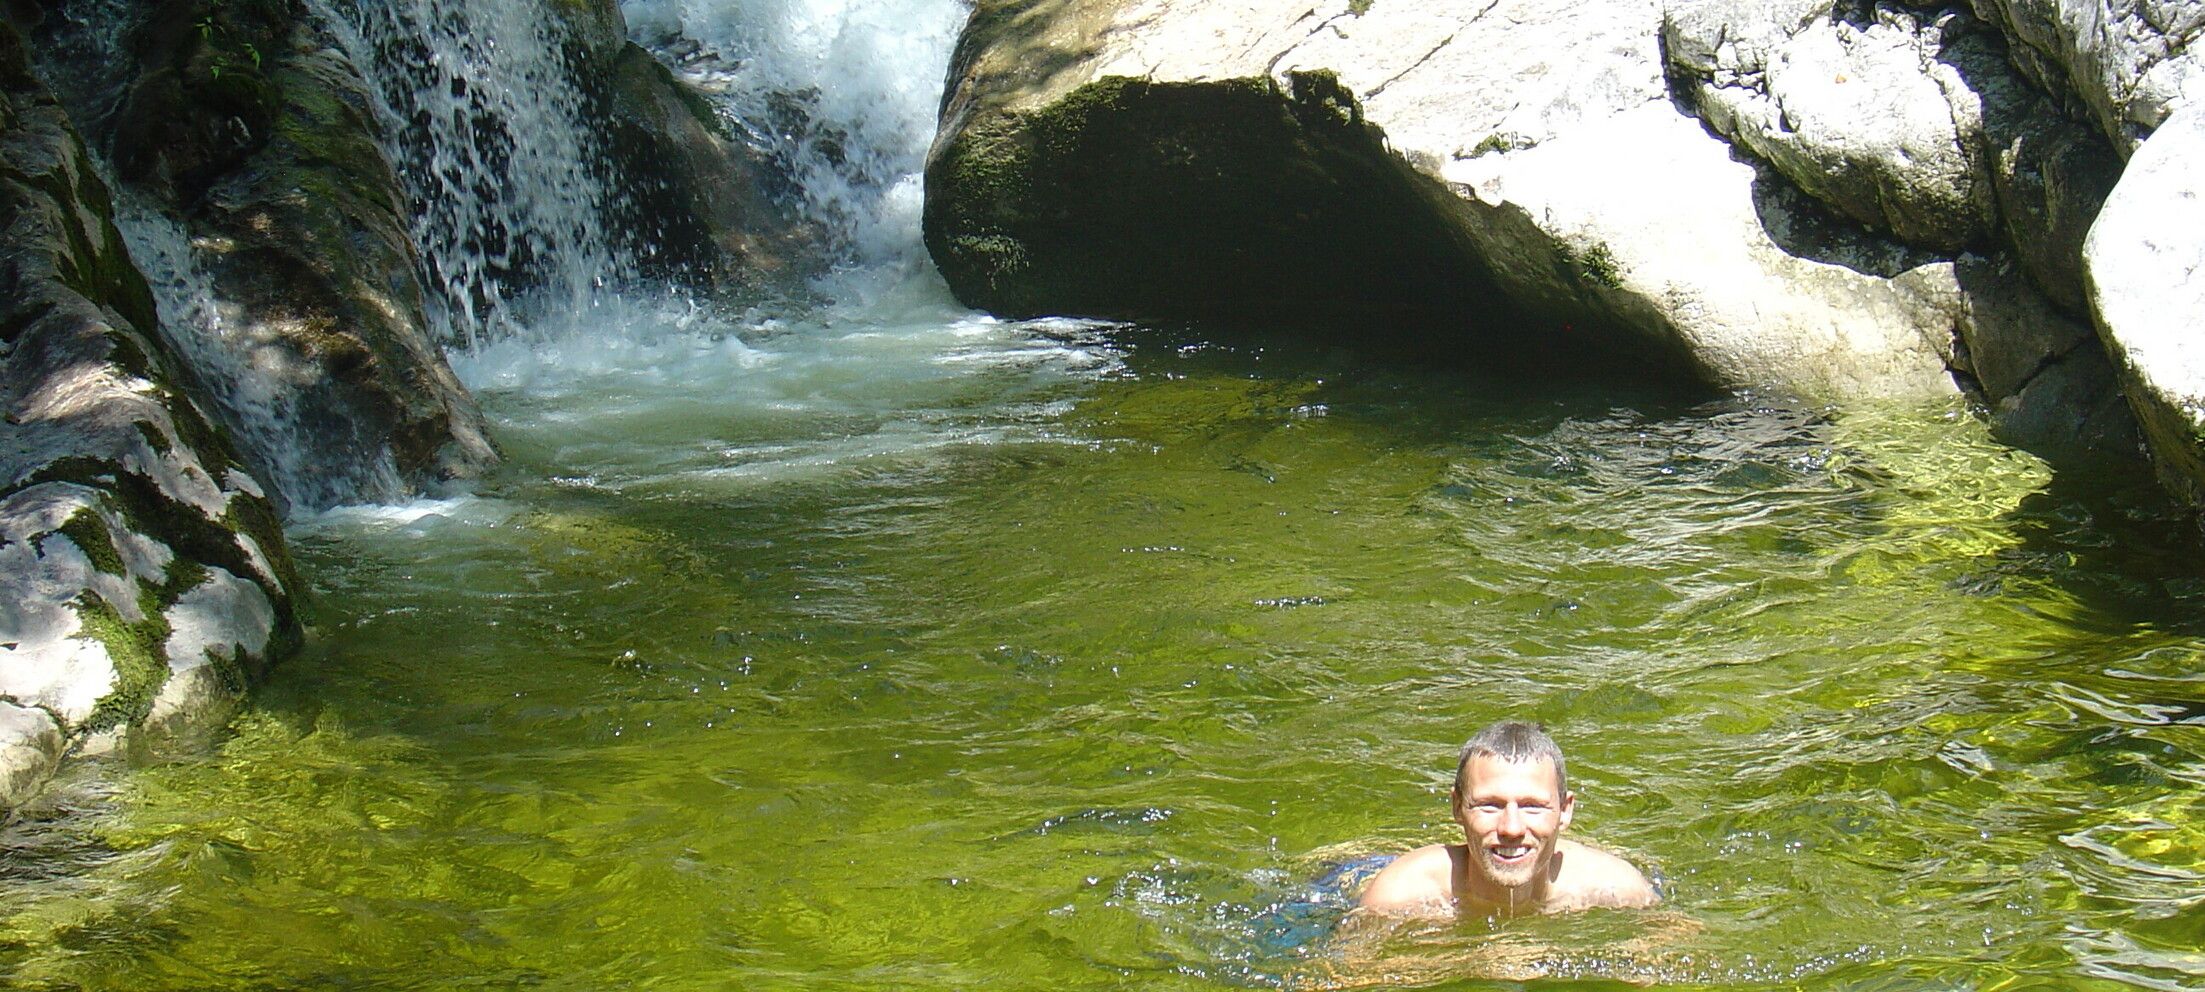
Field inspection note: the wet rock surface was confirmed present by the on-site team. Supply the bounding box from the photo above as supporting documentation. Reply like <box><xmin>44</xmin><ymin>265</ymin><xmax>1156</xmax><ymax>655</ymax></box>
<box><xmin>2</xmin><ymin>18</ymin><xmax>298</xmax><ymax>814</ymax></box>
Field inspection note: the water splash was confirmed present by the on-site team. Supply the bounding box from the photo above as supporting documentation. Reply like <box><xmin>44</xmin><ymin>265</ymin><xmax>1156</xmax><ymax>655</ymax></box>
<box><xmin>621</xmin><ymin>0</ymin><xmax>970</xmax><ymax>309</ymax></box>
<box><xmin>111</xmin><ymin>197</ymin><xmax>405</xmax><ymax>509</ymax></box>
<box><xmin>310</xmin><ymin>0</ymin><xmax>632</xmax><ymax>350</ymax></box>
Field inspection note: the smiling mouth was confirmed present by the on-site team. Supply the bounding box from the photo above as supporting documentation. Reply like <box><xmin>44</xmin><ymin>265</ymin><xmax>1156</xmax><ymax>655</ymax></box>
<box><xmin>1489</xmin><ymin>845</ymin><xmax>1533</xmax><ymax>862</ymax></box>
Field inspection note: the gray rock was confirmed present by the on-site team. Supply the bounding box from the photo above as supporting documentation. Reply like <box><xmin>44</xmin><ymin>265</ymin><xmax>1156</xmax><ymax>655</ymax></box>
<box><xmin>1664</xmin><ymin>1</ymin><xmax>2126</xmax><ymax>302</ymax></box>
<box><xmin>1969</xmin><ymin>0</ymin><xmax>2205</xmax><ymax>152</ymax></box>
<box><xmin>2084</xmin><ymin>105</ymin><xmax>2205</xmax><ymax>501</ymax></box>
<box><xmin>591</xmin><ymin>41</ymin><xmax>824</xmax><ymax>301</ymax></box>
<box><xmin>1943</xmin><ymin>255</ymin><xmax>2139</xmax><ymax>453</ymax></box>
<box><xmin>2</xmin><ymin>17</ymin><xmax>297</xmax><ymax>816</ymax></box>
<box><xmin>926</xmin><ymin>0</ymin><xmax>1963</xmax><ymax>397</ymax></box>
<box><xmin>1666</xmin><ymin>2</ymin><xmax>1998</xmax><ymax>252</ymax></box>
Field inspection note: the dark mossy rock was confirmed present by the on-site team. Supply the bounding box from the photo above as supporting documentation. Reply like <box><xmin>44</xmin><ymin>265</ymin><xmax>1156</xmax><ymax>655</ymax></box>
<box><xmin>186</xmin><ymin>34</ymin><xmax>498</xmax><ymax>507</ymax></box>
<box><xmin>45</xmin><ymin>0</ymin><xmax>497</xmax><ymax>511</ymax></box>
<box><xmin>591</xmin><ymin>42</ymin><xmax>822</xmax><ymax>301</ymax></box>
<box><xmin>107</xmin><ymin>0</ymin><xmax>295</xmax><ymax>203</ymax></box>
<box><xmin>3</xmin><ymin>17</ymin><xmax>299</xmax><ymax>814</ymax></box>
<box><xmin>550</xmin><ymin>0</ymin><xmax>822</xmax><ymax>305</ymax></box>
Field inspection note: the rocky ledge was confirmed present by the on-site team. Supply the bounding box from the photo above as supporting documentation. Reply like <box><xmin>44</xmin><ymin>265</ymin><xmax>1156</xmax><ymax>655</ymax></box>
<box><xmin>924</xmin><ymin>0</ymin><xmax>2203</xmax><ymax>483</ymax></box>
<box><xmin>3</xmin><ymin>20</ymin><xmax>299</xmax><ymax>812</ymax></box>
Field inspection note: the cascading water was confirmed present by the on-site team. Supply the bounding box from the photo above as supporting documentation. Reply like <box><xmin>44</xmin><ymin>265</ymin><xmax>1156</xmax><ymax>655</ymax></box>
<box><xmin>311</xmin><ymin>0</ymin><xmax>632</xmax><ymax>350</ymax></box>
<box><xmin>110</xmin><ymin>199</ymin><xmax>407</xmax><ymax>510</ymax></box>
<box><xmin>620</xmin><ymin>0</ymin><xmax>970</xmax><ymax>309</ymax></box>
<box><xmin>30</xmin><ymin>0</ymin><xmax>407</xmax><ymax>511</ymax></box>
<box><xmin>425</xmin><ymin>0</ymin><xmax>1118</xmax><ymax>494</ymax></box>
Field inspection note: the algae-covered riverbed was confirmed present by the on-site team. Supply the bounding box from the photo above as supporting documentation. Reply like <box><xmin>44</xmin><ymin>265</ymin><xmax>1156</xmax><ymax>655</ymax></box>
<box><xmin>4</xmin><ymin>311</ymin><xmax>2201</xmax><ymax>990</ymax></box>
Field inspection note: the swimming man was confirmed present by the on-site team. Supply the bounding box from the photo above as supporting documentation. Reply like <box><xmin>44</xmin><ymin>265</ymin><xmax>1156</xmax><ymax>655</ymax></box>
<box><xmin>1356</xmin><ymin>721</ymin><xmax>1659</xmax><ymax>918</ymax></box>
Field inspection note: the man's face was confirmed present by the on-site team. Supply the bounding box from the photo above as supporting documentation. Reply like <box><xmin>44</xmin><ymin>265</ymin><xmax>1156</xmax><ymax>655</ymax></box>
<box><xmin>1452</xmin><ymin>755</ymin><xmax>1575</xmax><ymax>895</ymax></box>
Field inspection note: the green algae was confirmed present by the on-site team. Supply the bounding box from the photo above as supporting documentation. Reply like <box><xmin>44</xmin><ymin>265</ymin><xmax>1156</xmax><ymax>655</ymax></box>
<box><xmin>5</xmin><ymin>326</ymin><xmax>2202</xmax><ymax>990</ymax></box>
<box><xmin>73</xmin><ymin>592</ymin><xmax>172</xmax><ymax>734</ymax></box>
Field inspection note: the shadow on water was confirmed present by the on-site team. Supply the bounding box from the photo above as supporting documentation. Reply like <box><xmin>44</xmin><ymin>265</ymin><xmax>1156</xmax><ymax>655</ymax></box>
<box><xmin>1985</xmin><ymin>454</ymin><xmax>2205</xmax><ymax>637</ymax></box>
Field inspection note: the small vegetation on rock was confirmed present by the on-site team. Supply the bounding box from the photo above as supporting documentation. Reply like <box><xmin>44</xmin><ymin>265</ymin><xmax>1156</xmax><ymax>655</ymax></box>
<box><xmin>1561</xmin><ymin>240</ymin><xmax>1623</xmax><ymax>289</ymax></box>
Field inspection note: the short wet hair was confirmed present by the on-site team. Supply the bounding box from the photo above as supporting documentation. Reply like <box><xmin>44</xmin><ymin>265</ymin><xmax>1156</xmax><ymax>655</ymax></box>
<box><xmin>1455</xmin><ymin>721</ymin><xmax>1568</xmax><ymax>795</ymax></box>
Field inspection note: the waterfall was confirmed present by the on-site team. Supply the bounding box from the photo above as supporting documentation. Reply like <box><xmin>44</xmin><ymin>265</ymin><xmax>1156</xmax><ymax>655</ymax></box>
<box><xmin>111</xmin><ymin>199</ymin><xmax>406</xmax><ymax>510</ymax></box>
<box><xmin>30</xmin><ymin>0</ymin><xmax>407</xmax><ymax>510</ymax></box>
<box><xmin>621</xmin><ymin>0</ymin><xmax>971</xmax><ymax>310</ymax></box>
<box><xmin>310</xmin><ymin>0</ymin><xmax>632</xmax><ymax>350</ymax></box>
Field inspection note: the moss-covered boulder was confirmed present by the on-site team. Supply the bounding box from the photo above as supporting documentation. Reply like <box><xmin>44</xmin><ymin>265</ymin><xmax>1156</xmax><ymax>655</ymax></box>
<box><xmin>2</xmin><ymin>19</ymin><xmax>299</xmax><ymax>815</ymax></box>
<box><xmin>42</xmin><ymin>0</ymin><xmax>497</xmax><ymax>513</ymax></box>
<box><xmin>588</xmin><ymin>40</ymin><xmax>822</xmax><ymax>300</ymax></box>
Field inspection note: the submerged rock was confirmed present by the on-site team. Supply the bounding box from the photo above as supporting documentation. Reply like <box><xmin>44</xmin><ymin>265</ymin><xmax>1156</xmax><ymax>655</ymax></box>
<box><xmin>2085</xmin><ymin>107</ymin><xmax>2205</xmax><ymax>503</ymax></box>
<box><xmin>1</xmin><ymin>19</ymin><xmax>299</xmax><ymax>814</ymax></box>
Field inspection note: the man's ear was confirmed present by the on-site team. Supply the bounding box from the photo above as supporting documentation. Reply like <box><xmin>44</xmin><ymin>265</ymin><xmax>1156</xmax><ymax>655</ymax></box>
<box><xmin>1558</xmin><ymin>790</ymin><xmax>1576</xmax><ymax>830</ymax></box>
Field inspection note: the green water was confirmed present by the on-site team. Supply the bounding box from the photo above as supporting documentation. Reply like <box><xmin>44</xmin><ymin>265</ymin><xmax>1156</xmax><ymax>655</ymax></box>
<box><xmin>5</xmin><ymin>321</ymin><xmax>2203</xmax><ymax>991</ymax></box>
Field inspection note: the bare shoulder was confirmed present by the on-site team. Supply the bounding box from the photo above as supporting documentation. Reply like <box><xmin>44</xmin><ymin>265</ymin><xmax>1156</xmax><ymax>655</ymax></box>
<box><xmin>1553</xmin><ymin>839</ymin><xmax>1661</xmax><ymax>911</ymax></box>
<box><xmin>1354</xmin><ymin>844</ymin><xmax>1455</xmax><ymax>916</ymax></box>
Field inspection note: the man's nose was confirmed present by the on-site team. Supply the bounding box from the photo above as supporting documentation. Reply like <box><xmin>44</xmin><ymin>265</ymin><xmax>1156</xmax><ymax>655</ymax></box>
<box><xmin>1498</xmin><ymin>804</ymin><xmax>1526</xmax><ymax>835</ymax></box>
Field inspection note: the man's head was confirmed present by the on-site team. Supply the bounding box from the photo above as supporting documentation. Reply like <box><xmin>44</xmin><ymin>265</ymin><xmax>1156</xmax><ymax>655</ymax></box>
<box><xmin>1450</xmin><ymin>721</ymin><xmax>1576</xmax><ymax>900</ymax></box>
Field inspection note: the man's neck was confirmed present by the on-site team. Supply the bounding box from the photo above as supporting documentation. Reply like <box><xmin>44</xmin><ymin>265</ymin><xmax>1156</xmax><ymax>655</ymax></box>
<box><xmin>1448</xmin><ymin>844</ymin><xmax>1560</xmax><ymax>918</ymax></box>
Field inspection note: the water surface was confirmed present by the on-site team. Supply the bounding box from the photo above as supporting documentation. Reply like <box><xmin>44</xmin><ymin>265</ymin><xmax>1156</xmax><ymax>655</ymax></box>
<box><xmin>4</xmin><ymin>311</ymin><xmax>2202</xmax><ymax>991</ymax></box>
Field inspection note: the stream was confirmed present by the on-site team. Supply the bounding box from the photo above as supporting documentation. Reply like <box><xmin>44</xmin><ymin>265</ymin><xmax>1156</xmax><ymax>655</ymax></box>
<box><xmin>4</xmin><ymin>0</ymin><xmax>2202</xmax><ymax>987</ymax></box>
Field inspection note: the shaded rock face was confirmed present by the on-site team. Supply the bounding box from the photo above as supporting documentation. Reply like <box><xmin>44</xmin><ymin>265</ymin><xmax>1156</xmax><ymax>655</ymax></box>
<box><xmin>32</xmin><ymin>0</ymin><xmax>496</xmax><ymax>513</ymax></box>
<box><xmin>2085</xmin><ymin>107</ymin><xmax>2205</xmax><ymax>502</ymax></box>
<box><xmin>925</xmin><ymin>70</ymin><xmax>1567</xmax><ymax>356</ymax></box>
<box><xmin>926</xmin><ymin>0</ymin><xmax>2153</xmax><ymax>455</ymax></box>
<box><xmin>586</xmin><ymin>37</ymin><xmax>822</xmax><ymax>302</ymax></box>
<box><xmin>2</xmin><ymin>19</ymin><xmax>299</xmax><ymax>813</ymax></box>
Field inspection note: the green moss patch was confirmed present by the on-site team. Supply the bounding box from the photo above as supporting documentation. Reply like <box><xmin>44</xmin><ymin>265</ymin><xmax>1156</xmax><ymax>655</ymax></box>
<box><xmin>1560</xmin><ymin>240</ymin><xmax>1623</xmax><ymax>289</ymax></box>
<box><xmin>48</xmin><ymin>508</ymin><xmax>127</xmax><ymax>578</ymax></box>
<box><xmin>74</xmin><ymin>592</ymin><xmax>173</xmax><ymax>733</ymax></box>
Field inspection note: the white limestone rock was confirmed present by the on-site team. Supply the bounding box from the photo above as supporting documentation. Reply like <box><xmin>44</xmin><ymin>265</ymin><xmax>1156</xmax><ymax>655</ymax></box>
<box><xmin>930</xmin><ymin>0</ymin><xmax>1965</xmax><ymax>398</ymax></box>
<box><xmin>144</xmin><ymin>567</ymin><xmax>276</xmax><ymax>733</ymax></box>
<box><xmin>2084</xmin><ymin>106</ymin><xmax>2205</xmax><ymax>499</ymax></box>
<box><xmin>3</xmin><ymin>19</ymin><xmax>298</xmax><ymax>814</ymax></box>
<box><xmin>1970</xmin><ymin>0</ymin><xmax>2205</xmax><ymax>152</ymax></box>
<box><xmin>1666</xmin><ymin>3</ymin><xmax>2001</xmax><ymax>251</ymax></box>
<box><xmin>0</xmin><ymin>702</ymin><xmax>64</xmax><ymax>812</ymax></box>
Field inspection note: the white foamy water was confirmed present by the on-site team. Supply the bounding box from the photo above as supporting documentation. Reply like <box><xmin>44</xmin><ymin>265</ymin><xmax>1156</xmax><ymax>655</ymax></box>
<box><xmin>444</xmin><ymin>294</ymin><xmax>1121</xmax><ymax>500</ymax></box>
<box><xmin>395</xmin><ymin>0</ymin><xmax>1129</xmax><ymax>503</ymax></box>
<box><xmin>621</xmin><ymin>0</ymin><xmax>969</xmax><ymax>306</ymax></box>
